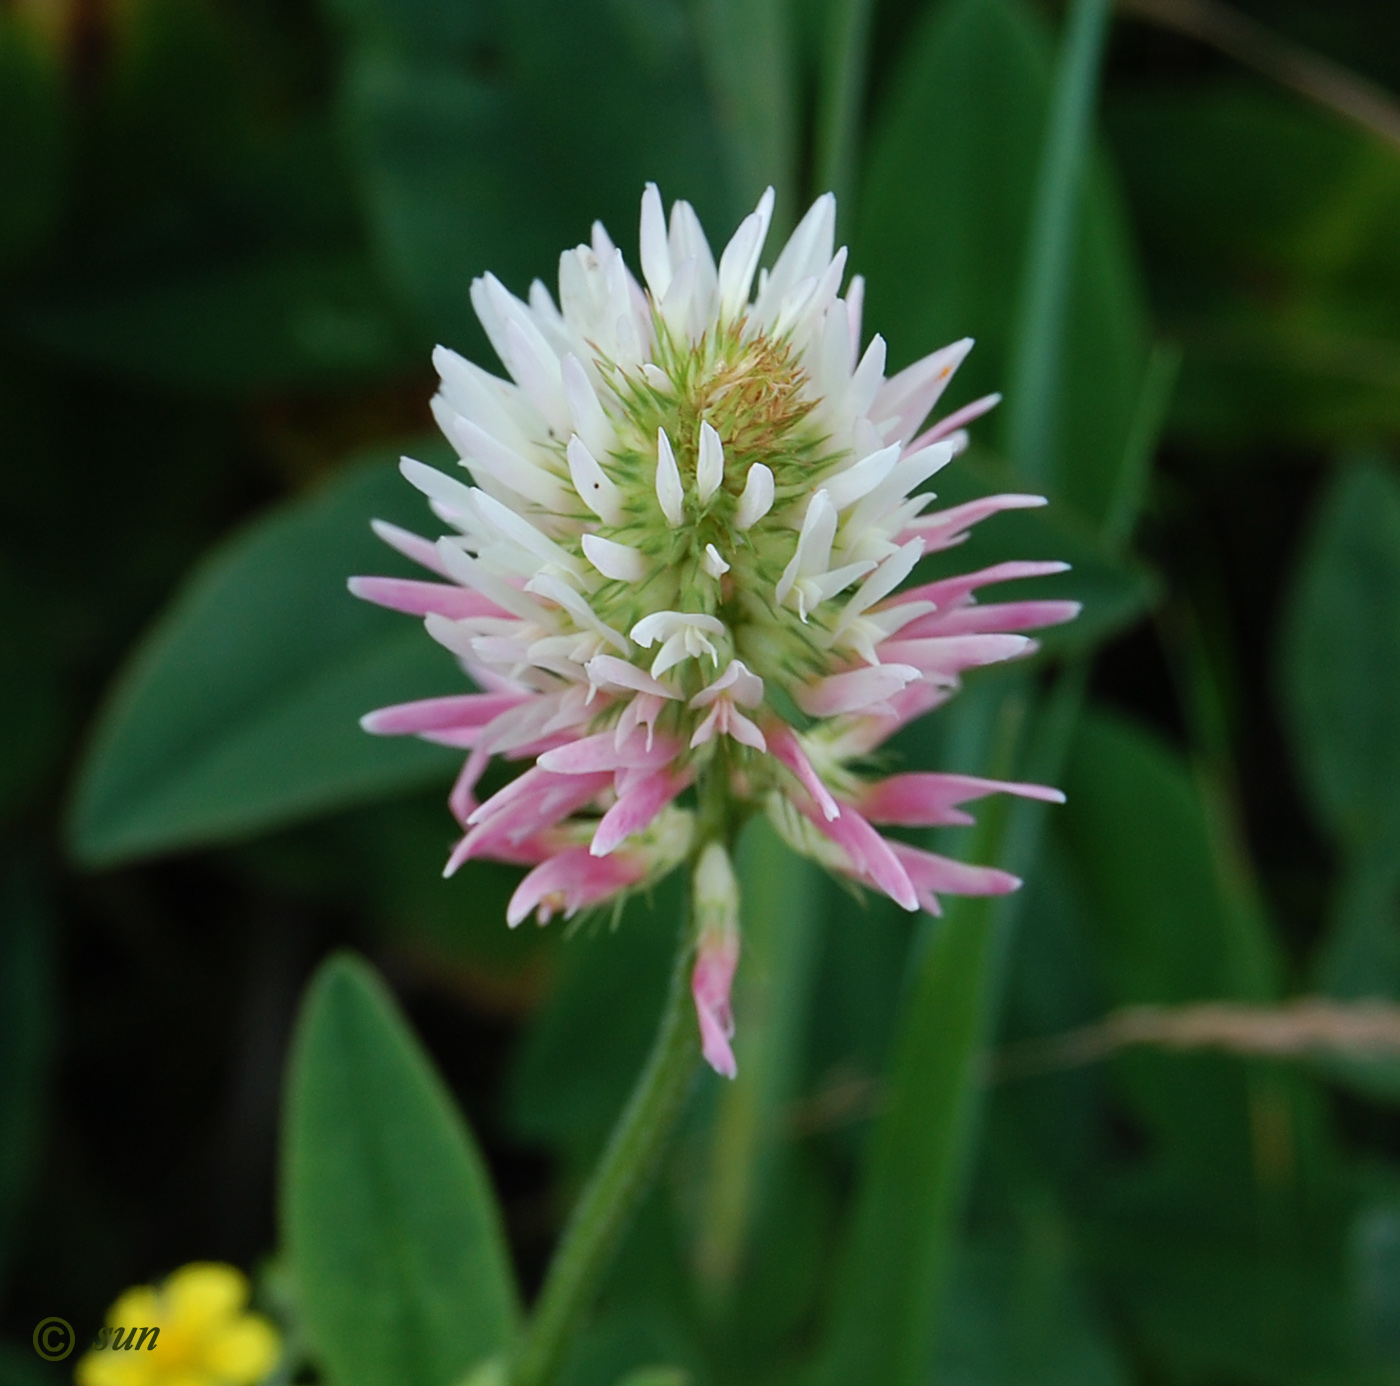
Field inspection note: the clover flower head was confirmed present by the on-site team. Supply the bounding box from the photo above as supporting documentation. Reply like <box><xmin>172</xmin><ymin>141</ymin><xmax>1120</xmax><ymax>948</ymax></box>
<box><xmin>353</xmin><ymin>184</ymin><xmax>1079</xmax><ymax>1076</ymax></box>
<box><xmin>76</xmin><ymin>1263</ymin><xmax>279</xmax><ymax>1386</ymax></box>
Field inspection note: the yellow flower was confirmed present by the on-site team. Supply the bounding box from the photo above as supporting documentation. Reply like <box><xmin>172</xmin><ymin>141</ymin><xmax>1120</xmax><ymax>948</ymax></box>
<box><xmin>76</xmin><ymin>1263</ymin><xmax>280</xmax><ymax>1386</ymax></box>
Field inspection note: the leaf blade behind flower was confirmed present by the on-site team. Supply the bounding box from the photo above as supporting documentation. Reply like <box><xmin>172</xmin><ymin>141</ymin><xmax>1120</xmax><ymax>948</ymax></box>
<box><xmin>67</xmin><ymin>449</ymin><xmax>462</xmax><ymax>866</ymax></box>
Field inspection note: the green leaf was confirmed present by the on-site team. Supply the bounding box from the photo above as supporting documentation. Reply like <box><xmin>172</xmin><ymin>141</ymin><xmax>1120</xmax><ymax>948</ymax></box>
<box><xmin>855</xmin><ymin>0</ymin><xmax>1149</xmax><ymax>527</ymax></box>
<box><xmin>325</xmin><ymin>0</ymin><xmax>732</xmax><ymax>347</ymax></box>
<box><xmin>1278</xmin><ymin>456</ymin><xmax>1400</xmax><ymax>858</ymax></box>
<box><xmin>68</xmin><ymin>449</ymin><xmax>463</xmax><ymax>866</ymax></box>
<box><xmin>813</xmin><ymin>0</ymin><xmax>875</xmax><ymax>232</ymax></box>
<box><xmin>15</xmin><ymin>254</ymin><xmax>411</xmax><ymax>392</ymax></box>
<box><xmin>283</xmin><ymin>953</ymin><xmax>519</xmax><ymax>1386</ymax></box>
<box><xmin>691</xmin><ymin>0</ymin><xmax>797</xmax><ymax>218</ymax></box>
<box><xmin>1107</xmin><ymin>84</ymin><xmax>1400</xmax><ymax>447</ymax></box>
<box><xmin>935</xmin><ymin>1236</ymin><xmax>1129</xmax><ymax>1386</ymax></box>
<box><xmin>1094</xmin><ymin>1162</ymin><xmax>1359</xmax><ymax>1385</ymax></box>
<box><xmin>1059</xmin><ymin>709</ymin><xmax>1277</xmax><ymax>1177</ymax></box>
<box><xmin>1001</xmin><ymin>0</ymin><xmax>1112</xmax><ymax>485</ymax></box>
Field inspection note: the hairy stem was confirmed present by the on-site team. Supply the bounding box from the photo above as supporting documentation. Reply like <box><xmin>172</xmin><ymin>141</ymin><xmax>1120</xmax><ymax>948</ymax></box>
<box><xmin>509</xmin><ymin>917</ymin><xmax>701</xmax><ymax>1386</ymax></box>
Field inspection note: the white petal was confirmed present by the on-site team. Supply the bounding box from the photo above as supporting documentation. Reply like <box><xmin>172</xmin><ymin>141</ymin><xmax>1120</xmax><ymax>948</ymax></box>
<box><xmin>776</xmin><ymin>490</ymin><xmax>837</xmax><ymax>606</ymax></box>
<box><xmin>668</xmin><ymin>201</ymin><xmax>717</xmax><ymax>298</ymax></box>
<box><xmin>582</xmin><ymin>533</ymin><xmax>648</xmax><ymax>582</ymax></box>
<box><xmin>471</xmin><ymin>487</ymin><xmax>582</xmax><ymax>575</ymax></box>
<box><xmin>435</xmin><ymin>541</ymin><xmax>552</xmax><ymax>624</ymax></box>
<box><xmin>717</xmin><ymin>187</ymin><xmax>775</xmax><ymax>319</ymax></box>
<box><xmin>526</xmin><ymin>569</ymin><xmax>630</xmax><ymax>653</ymax></box>
<box><xmin>691</xmin><ymin>658</ymin><xmax>764</xmax><ymax>708</ymax></box>
<box><xmin>752</xmin><ymin>193</ymin><xmax>835</xmax><ymax>326</ymax></box>
<box><xmin>849</xmin><ymin>333</ymin><xmax>887</xmax><ymax>420</ymax></box>
<box><xmin>838</xmin><ymin>539</ymin><xmax>924</xmax><ymax>630</ymax></box>
<box><xmin>432</xmin><ymin>402</ymin><xmax>569</xmax><ymax>511</ymax></box>
<box><xmin>639</xmin><ymin>182</ymin><xmax>672</xmax><ymax>299</ymax></box>
<box><xmin>585</xmin><ymin>655</ymin><xmax>680</xmax><ymax>698</ymax></box>
<box><xmin>655</xmin><ymin>427</ymin><xmax>685</xmax><ymax>526</ymax></box>
<box><xmin>727</xmin><ymin>708</ymin><xmax>768</xmax><ymax>751</ymax></box>
<box><xmin>567</xmin><ymin>435</ymin><xmax>624</xmax><ymax>524</ymax></box>
<box><xmin>432</xmin><ymin>346</ymin><xmax>535</xmax><ymax>455</ymax></box>
<box><xmin>735</xmin><ymin>463</ymin><xmax>774</xmax><ymax>530</ymax></box>
<box><xmin>823</xmin><ymin>444</ymin><xmax>900</xmax><ymax>510</ymax></box>
<box><xmin>696</xmin><ymin>420</ymin><xmax>724</xmax><ymax>502</ymax></box>
<box><xmin>848</xmin><ymin>439</ymin><xmax>957</xmax><ymax>536</ymax></box>
<box><xmin>400</xmin><ymin>457</ymin><xmax>477</xmax><ymax>521</ymax></box>
<box><xmin>702</xmin><ymin>543</ymin><xmax>730</xmax><ymax>577</ymax></box>
<box><xmin>775</xmin><ymin>246</ymin><xmax>848</xmax><ymax>345</ymax></box>
<box><xmin>846</xmin><ymin>275</ymin><xmax>865</xmax><ymax>369</ymax></box>
<box><xmin>630</xmin><ymin>610</ymin><xmax>724</xmax><ymax>647</ymax></box>
<box><xmin>560</xmin><ymin>353</ymin><xmax>616</xmax><ymax>459</ymax></box>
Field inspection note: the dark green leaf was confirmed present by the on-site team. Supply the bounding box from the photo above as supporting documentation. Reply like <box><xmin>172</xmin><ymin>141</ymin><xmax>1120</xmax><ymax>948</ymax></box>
<box><xmin>1059</xmin><ymin>708</ymin><xmax>1278</xmax><ymax>1178</ymax></box>
<box><xmin>68</xmin><ymin>449</ymin><xmax>463</xmax><ymax>866</ymax></box>
<box><xmin>283</xmin><ymin>953</ymin><xmax>519</xmax><ymax>1386</ymax></box>
<box><xmin>15</xmin><ymin>254</ymin><xmax>411</xmax><ymax>392</ymax></box>
<box><xmin>855</xmin><ymin>0</ymin><xmax>1149</xmax><ymax>527</ymax></box>
<box><xmin>1108</xmin><ymin>85</ymin><xmax>1400</xmax><ymax>447</ymax></box>
<box><xmin>1278</xmin><ymin>456</ymin><xmax>1400</xmax><ymax>858</ymax></box>
<box><xmin>935</xmin><ymin>1236</ymin><xmax>1129</xmax><ymax>1386</ymax></box>
<box><xmin>691</xmin><ymin>0</ymin><xmax>797</xmax><ymax>217</ymax></box>
<box><xmin>326</xmin><ymin>0</ymin><xmax>733</xmax><ymax>346</ymax></box>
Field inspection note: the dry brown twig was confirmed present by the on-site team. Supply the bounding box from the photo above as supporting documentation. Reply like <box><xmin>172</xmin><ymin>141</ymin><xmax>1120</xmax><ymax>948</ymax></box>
<box><xmin>787</xmin><ymin>999</ymin><xmax>1400</xmax><ymax>1132</ymax></box>
<box><xmin>995</xmin><ymin>997</ymin><xmax>1400</xmax><ymax>1080</ymax></box>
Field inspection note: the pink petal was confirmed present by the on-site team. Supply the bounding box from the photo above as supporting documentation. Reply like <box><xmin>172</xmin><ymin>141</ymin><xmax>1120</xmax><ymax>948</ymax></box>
<box><xmin>360</xmin><ymin>692</ymin><xmax>528</xmax><ymax>737</ymax></box>
<box><xmin>767</xmin><ymin>723</ymin><xmax>841</xmax><ymax>821</ymax></box>
<box><xmin>877</xmin><ymin>633</ymin><xmax>1034</xmax><ymax>678</ymax></box>
<box><xmin>449</xmin><ymin>743</ymin><xmax>491</xmax><ymax>825</ymax></box>
<box><xmin>348</xmin><ymin>576</ymin><xmax>507</xmax><ymax>619</ymax></box>
<box><xmin>726</xmin><ymin>707</ymin><xmax>767</xmax><ymax>751</ymax></box>
<box><xmin>796</xmin><ymin>663</ymin><xmax>922</xmax><ymax>718</ymax></box>
<box><xmin>507</xmin><ymin>846</ymin><xmax>647</xmax><ymax>927</ymax></box>
<box><xmin>538</xmin><ymin>729</ymin><xmax>680</xmax><ymax>775</ymax></box>
<box><xmin>871</xmin><ymin>338</ymin><xmax>972</xmax><ymax>445</ymax></box>
<box><xmin>898</xmin><ymin>495</ymin><xmax>1047</xmax><ymax>553</ymax></box>
<box><xmin>857</xmin><ymin>772</ymin><xmax>1065</xmax><ymax>826</ymax></box>
<box><xmin>590</xmin><ymin>767</ymin><xmax>689</xmax><ymax>857</ymax></box>
<box><xmin>451</xmin><ymin>769</ymin><xmax>613</xmax><ymax>871</ymax></box>
<box><xmin>888</xmin><ymin>841</ymin><xmax>1022</xmax><ymax>915</ymax></box>
<box><xmin>899</xmin><ymin>600</ymin><xmax>1082</xmax><ymax>638</ymax></box>
<box><xmin>898</xmin><ymin>559</ymin><xmax>1071</xmax><ymax>611</ymax></box>
<box><xmin>692</xmin><ymin>930</ymin><xmax>739</xmax><ymax>1079</ymax></box>
<box><xmin>371</xmin><ymin>519</ymin><xmax>449</xmax><ymax>575</ymax></box>
<box><xmin>795</xmin><ymin>797</ymin><xmax>917</xmax><ymax>912</ymax></box>
<box><xmin>905</xmin><ymin>391</ymin><xmax>1002</xmax><ymax>453</ymax></box>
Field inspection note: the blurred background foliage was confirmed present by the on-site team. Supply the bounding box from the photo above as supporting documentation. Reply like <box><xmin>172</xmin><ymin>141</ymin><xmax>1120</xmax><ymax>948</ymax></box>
<box><xmin>4</xmin><ymin>0</ymin><xmax>1400</xmax><ymax>1382</ymax></box>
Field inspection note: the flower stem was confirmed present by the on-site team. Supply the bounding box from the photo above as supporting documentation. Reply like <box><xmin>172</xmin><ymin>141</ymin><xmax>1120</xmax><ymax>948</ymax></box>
<box><xmin>509</xmin><ymin>917</ymin><xmax>701</xmax><ymax>1386</ymax></box>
